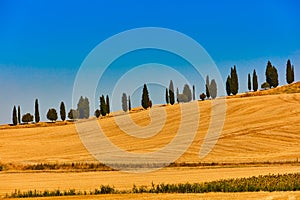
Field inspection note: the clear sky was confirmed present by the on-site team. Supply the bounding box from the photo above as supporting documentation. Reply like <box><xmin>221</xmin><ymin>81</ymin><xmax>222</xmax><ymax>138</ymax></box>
<box><xmin>0</xmin><ymin>0</ymin><xmax>300</xmax><ymax>124</ymax></box>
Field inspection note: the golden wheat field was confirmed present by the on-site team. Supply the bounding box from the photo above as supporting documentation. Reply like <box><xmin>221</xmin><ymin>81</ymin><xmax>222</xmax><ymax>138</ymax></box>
<box><xmin>1</xmin><ymin>85</ymin><xmax>300</xmax><ymax>199</ymax></box>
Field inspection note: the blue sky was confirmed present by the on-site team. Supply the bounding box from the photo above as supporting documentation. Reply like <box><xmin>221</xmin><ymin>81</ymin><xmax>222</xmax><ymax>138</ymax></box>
<box><xmin>0</xmin><ymin>0</ymin><xmax>300</xmax><ymax>124</ymax></box>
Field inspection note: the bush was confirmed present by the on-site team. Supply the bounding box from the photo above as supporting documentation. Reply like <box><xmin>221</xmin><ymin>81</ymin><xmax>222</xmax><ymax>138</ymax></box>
<box><xmin>200</xmin><ymin>93</ymin><xmax>206</xmax><ymax>101</ymax></box>
<box><xmin>47</xmin><ymin>108</ymin><xmax>58</xmax><ymax>122</ymax></box>
<box><xmin>22</xmin><ymin>113</ymin><xmax>34</xmax><ymax>124</ymax></box>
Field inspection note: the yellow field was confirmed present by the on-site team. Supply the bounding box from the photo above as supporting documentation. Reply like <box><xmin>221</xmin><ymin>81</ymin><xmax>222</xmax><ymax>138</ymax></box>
<box><xmin>1</xmin><ymin>87</ymin><xmax>300</xmax><ymax>198</ymax></box>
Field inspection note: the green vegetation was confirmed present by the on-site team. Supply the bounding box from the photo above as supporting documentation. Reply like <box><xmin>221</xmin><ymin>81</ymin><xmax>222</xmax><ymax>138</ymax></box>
<box><xmin>100</xmin><ymin>95</ymin><xmax>107</xmax><ymax>116</ymax></box>
<box><xmin>266</xmin><ymin>61</ymin><xmax>279</xmax><ymax>88</ymax></box>
<box><xmin>165</xmin><ymin>88</ymin><xmax>169</xmax><ymax>104</ymax></box>
<box><xmin>261</xmin><ymin>82</ymin><xmax>270</xmax><ymax>90</ymax></box>
<box><xmin>200</xmin><ymin>93</ymin><xmax>206</xmax><ymax>101</ymax></box>
<box><xmin>77</xmin><ymin>96</ymin><xmax>90</xmax><ymax>119</ymax></box>
<box><xmin>121</xmin><ymin>93</ymin><xmax>128</xmax><ymax>112</ymax></box>
<box><xmin>60</xmin><ymin>101</ymin><xmax>66</xmax><ymax>121</ymax></box>
<box><xmin>206</xmin><ymin>75</ymin><xmax>210</xmax><ymax>99</ymax></box>
<box><xmin>34</xmin><ymin>99</ymin><xmax>40</xmax><ymax>123</ymax></box>
<box><xmin>22</xmin><ymin>113</ymin><xmax>33</xmax><ymax>124</ymax></box>
<box><xmin>94</xmin><ymin>109</ymin><xmax>100</xmax><ymax>118</ymax></box>
<box><xmin>17</xmin><ymin>105</ymin><xmax>21</xmax><ymax>124</ymax></box>
<box><xmin>106</xmin><ymin>95</ymin><xmax>110</xmax><ymax>115</ymax></box>
<box><xmin>46</xmin><ymin>108</ymin><xmax>58</xmax><ymax>122</ymax></box>
<box><xmin>141</xmin><ymin>84</ymin><xmax>150</xmax><ymax>109</ymax></box>
<box><xmin>183</xmin><ymin>84</ymin><xmax>192</xmax><ymax>102</ymax></box>
<box><xmin>128</xmin><ymin>95</ymin><xmax>131</xmax><ymax>111</ymax></box>
<box><xmin>6</xmin><ymin>173</ymin><xmax>300</xmax><ymax>198</ymax></box>
<box><xmin>230</xmin><ymin>65</ymin><xmax>239</xmax><ymax>95</ymax></box>
<box><xmin>226</xmin><ymin>75</ymin><xmax>231</xmax><ymax>96</ymax></box>
<box><xmin>252</xmin><ymin>69</ymin><xmax>258</xmax><ymax>92</ymax></box>
<box><xmin>12</xmin><ymin>106</ymin><xmax>17</xmax><ymax>126</ymax></box>
<box><xmin>192</xmin><ymin>85</ymin><xmax>195</xmax><ymax>101</ymax></box>
<box><xmin>286</xmin><ymin>59</ymin><xmax>295</xmax><ymax>84</ymax></box>
<box><xmin>248</xmin><ymin>73</ymin><xmax>251</xmax><ymax>91</ymax></box>
<box><xmin>169</xmin><ymin>80</ymin><xmax>175</xmax><ymax>105</ymax></box>
<box><xmin>68</xmin><ymin>109</ymin><xmax>78</xmax><ymax>120</ymax></box>
<box><xmin>209</xmin><ymin>79</ymin><xmax>217</xmax><ymax>99</ymax></box>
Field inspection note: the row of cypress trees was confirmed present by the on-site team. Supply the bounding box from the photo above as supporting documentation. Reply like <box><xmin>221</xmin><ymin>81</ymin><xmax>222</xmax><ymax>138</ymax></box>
<box><xmin>12</xmin><ymin>99</ymin><xmax>67</xmax><ymax>125</ymax></box>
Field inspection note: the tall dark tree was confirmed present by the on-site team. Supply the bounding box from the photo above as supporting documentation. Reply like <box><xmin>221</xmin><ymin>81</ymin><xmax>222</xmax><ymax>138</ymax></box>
<box><xmin>122</xmin><ymin>93</ymin><xmax>128</xmax><ymax>112</ymax></box>
<box><xmin>141</xmin><ymin>84</ymin><xmax>150</xmax><ymax>109</ymax></box>
<box><xmin>169</xmin><ymin>80</ymin><xmax>175</xmax><ymax>105</ymax></box>
<box><xmin>100</xmin><ymin>95</ymin><xmax>107</xmax><ymax>116</ymax></box>
<box><xmin>128</xmin><ymin>95</ymin><xmax>131</xmax><ymax>111</ymax></box>
<box><xmin>230</xmin><ymin>65</ymin><xmax>239</xmax><ymax>95</ymax></box>
<box><xmin>183</xmin><ymin>84</ymin><xmax>192</xmax><ymax>102</ymax></box>
<box><xmin>206</xmin><ymin>75</ymin><xmax>210</xmax><ymax>99</ymax></box>
<box><xmin>12</xmin><ymin>106</ymin><xmax>17</xmax><ymax>125</ymax></box>
<box><xmin>292</xmin><ymin>65</ymin><xmax>295</xmax><ymax>83</ymax></box>
<box><xmin>17</xmin><ymin>105</ymin><xmax>21</xmax><ymax>124</ymax></box>
<box><xmin>77</xmin><ymin>96</ymin><xmax>90</xmax><ymax>119</ymax></box>
<box><xmin>165</xmin><ymin>88</ymin><xmax>169</xmax><ymax>104</ymax></box>
<box><xmin>35</xmin><ymin>99</ymin><xmax>40</xmax><ymax>123</ymax></box>
<box><xmin>106</xmin><ymin>95</ymin><xmax>110</xmax><ymax>115</ymax></box>
<box><xmin>248</xmin><ymin>73</ymin><xmax>251</xmax><ymax>91</ymax></box>
<box><xmin>265</xmin><ymin>61</ymin><xmax>279</xmax><ymax>88</ymax></box>
<box><xmin>60</xmin><ymin>101</ymin><xmax>66</xmax><ymax>121</ymax></box>
<box><xmin>47</xmin><ymin>108</ymin><xmax>58</xmax><ymax>122</ymax></box>
<box><xmin>253</xmin><ymin>69</ymin><xmax>258</xmax><ymax>92</ymax></box>
<box><xmin>176</xmin><ymin>88</ymin><xmax>179</xmax><ymax>103</ymax></box>
<box><xmin>286</xmin><ymin>59</ymin><xmax>294</xmax><ymax>84</ymax></box>
<box><xmin>192</xmin><ymin>85</ymin><xmax>195</xmax><ymax>101</ymax></box>
<box><xmin>210</xmin><ymin>79</ymin><xmax>217</xmax><ymax>99</ymax></box>
<box><xmin>226</xmin><ymin>76</ymin><xmax>231</xmax><ymax>96</ymax></box>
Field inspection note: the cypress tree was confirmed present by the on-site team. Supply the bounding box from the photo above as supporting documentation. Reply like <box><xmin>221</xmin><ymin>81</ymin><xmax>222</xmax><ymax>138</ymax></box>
<box><xmin>226</xmin><ymin>76</ymin><xmax>231</xmax><ymax>96</ymax></box>
<box><xmin>122</xmin><ymin>93</ymin><xmax>128</xmax><ymax>112</ymax></box>
<box><xmin>210</xmin><ymin>79</ymin><xmax>217</xmax><ymax>99</ymax></box>
<box><xmin>286</xmin><ymin>59</ymin><xmax>293</xmax><ymax>84</ymax></box>
<box><xmin>165</xmin><ymin>88</ymin><xmax>169</xmax><ymax>104</ymax></box>
<box><xmin>12</xmin><ymin>106</ymin><xmax>17</xmax><ymax>125</ymax></box>
<box><xmin>169</xmin><ymin>80</ymin><xmax>175</xmax><ymax>105</ymax></box>
<box><xmin>77</xmin><ymin>96</ymin><xmax>90</xmax><ymax>119</ymax></box>
<box><xmin>60</xmin><ymin>101</ymin><xmax>66</xmax><ymax>121</ymax></box>
<box><xmin>35</xmin><ymin>99</ymin><xmax>40</xmax><ymax>123</ymax></box>
<box><xmin>266</xmin><ymin>62</ymin><xmax>279</xmax><ymax>88</ymax></box>
<box><xmin>253</xmin><ymin>69</ymin><xmax>258</xmax><ymax>92</ymax></box>
<box><xmin>176</xmin><ymin>87</ymin><xmax>179</xmax><ymax>103</ymax></box>
<box><xmin>230</xmin><ymin>66</ymin><xmax>239</xmax><ymax>95</ymax></box>
<box><xmin>106</xmin><ymin>95</ymin><xmax>110</xmax><ymax>115</ymax></box>
<box><xmin>192</xmin><ymin>85</ymin><xmax>195</xmax><ymax>101</ymax></box>
<box><xmin>183</xmin><ymin>84</ymin><xmax>192</xmax><ymax>102</ymax></box>
<box><xmin>17</xmin><ymin>105</ymin><xmax>21</xmax><ymax>124</ymax></box>
<box><xmin>141</xmin><ymin>84</ymin><xmax>150</xmax><ymax>109</ymax></box>
<box><xmin>128</xmin><ymin>95</ymin><xmax>131</xmax><ymax>111</ymax></box>
<box><xmin>100</xmin><ymin>95</ymin><xmax>107</xmax><ymax>116</ymax></box>
<box><xmin>248</xmin><ymin>73</ymin><xmax>251</xmax><ymax>91</ymax></box>
<box><xmin>206</xmin><ymin>75</ymin><xmax>210</xmax><ymax>99</ymax></box>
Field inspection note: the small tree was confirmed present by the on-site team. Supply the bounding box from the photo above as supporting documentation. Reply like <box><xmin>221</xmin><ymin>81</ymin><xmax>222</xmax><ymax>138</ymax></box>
<box><xmin>169</xmin><ymin>80</ymin><xmax>175</xmax><ymax>105</ymax></box>
<box><xmin>60</xmin><ymin>101</ymin><xmax>66</xmax><ymax>121</ymax></box>
<box><xmin>94</xmin><ymin>109</ymin><xmax>101</xmax><ymax>118</ymax></box>
<box><xmin>261</xmin><ymin>82</ymin><xmax>270</xmax><ymax>90</ymax></box>
<box><xmin>176</xmin><ymin>88</ymin><xmax>179</xmax><ymax>103</ymax></box>
<box><xmin>35</xmin><ymin>99</ymin><xmax>40</xmax><ymax>123</ymax></box>
<box><xmin>141</xmin><ymin>84</ymin><xmax>150</xmax><ymax>109</ymax></box>
<box><xmin>265</xmin><ymin>61</ymin><xmax>278</xmax><ymax>88</ymax></box>
<box><xmin>68</xmin><ymin>109</ymin><xmax>78</xmax><ymax>120</ymax></box>
<box><xmin>47</xmin><ymin>108</ymin><xmax>58</xmax><ymax>122</ymax></box>
<box><xmin>122</xmin><ymin>93</ymin><xmax>128</xmax><ymax>112</ymax></box>
<box><xmin>128</xmin><ymin>95</ymin><xmax>131</xmax><ymax>111</ymax></box>
<box><xmin>165</xmin><ymin>88</ymin><xmax>169</xmax><ymax>104</ymax></box>
<box><xmin>200</xmin><ymin>93</ymin><xmax>206</xmax><ymax>101</ymax></box>
<box><xmin>210</xmin><ymin>79</ymin><xmax>217</xmax><ymax>99</ymax></box>
<box><xmin>248</xmin><ymin>73</ymin><xmax>251</xmax><ymax>91</ymax></box>
<box><xmin>149</xmin><ymin>100</ymin><xmax>152</xmax><ymax>108</ymax></box>
<box><xmin>77</xmin><ymin>96</ymin><xmax>90</xmax><ymax>119</ymax></box>
<box><xmin>22</xmin><ymin>113</ymin><xmax>33</xmax><ymax>124</ymax></box>
<box><xmin>12</xmin><ymin>106</ymin><xmax>17</xmax><ymax>125</ymax></box>
<box><xmin>177</xmin><ymin>94</ymin><xmax>188</xmax><ymax>103</ymax></box>
<box><xmin>230</xmin><ymin>65</ymin><xmax>239</xmax><ymax>95</ymax></box>
<box><xmin>182</xmin><ymin>84</ymin><xmax>192</xmax><ymax>102</ymax></box>
<box><xmin>253</xmin><ymin>69</ymin><xmax>258</xmax><ymax>92</ymax></box>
